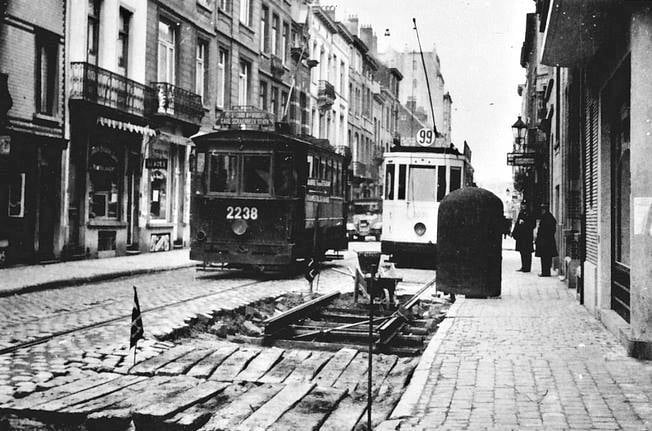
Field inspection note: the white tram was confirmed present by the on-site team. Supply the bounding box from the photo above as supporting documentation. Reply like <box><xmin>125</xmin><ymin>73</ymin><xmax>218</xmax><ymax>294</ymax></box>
<box><xmin>380</xmin><ymin>146</ymin><xmax>472</xmax><ymax>265</ymax></box>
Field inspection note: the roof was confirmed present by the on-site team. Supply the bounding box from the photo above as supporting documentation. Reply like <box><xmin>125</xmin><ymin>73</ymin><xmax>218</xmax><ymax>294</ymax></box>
<box><xmin>192</xmin><ymin>130</ymin><xmax>339</xmax><ymax>154</ymax></box>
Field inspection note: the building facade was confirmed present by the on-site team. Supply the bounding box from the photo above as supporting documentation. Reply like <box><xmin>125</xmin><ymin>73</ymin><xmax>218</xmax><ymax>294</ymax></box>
<box><xmin>0</xmin><ymin>0</ymin><xmax>66</xmax><ymax>265</ymax></box>
<box><xmin>525</xmin><ymin>0</ymin><xmax>652</xmax><ymax>358</ymax></box>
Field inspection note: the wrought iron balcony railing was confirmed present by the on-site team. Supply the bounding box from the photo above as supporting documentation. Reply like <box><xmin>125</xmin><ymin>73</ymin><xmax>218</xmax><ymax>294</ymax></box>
<box><xmin>317</xmin><ymin>80</ymin><xmax>336</xmax><ymax>109</ymax></box>
<box><xmin>70</xmin><ymin>62</ymin><xmax>147</xmax><ymax>117</ymax></box>
<box><xmin>150</xmin><ymin>82</ymin><xmax>204</xmax><ymax>125</ymax></box>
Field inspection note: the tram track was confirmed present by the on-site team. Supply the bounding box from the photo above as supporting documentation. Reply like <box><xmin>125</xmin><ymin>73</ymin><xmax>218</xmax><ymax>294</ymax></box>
<box><xmin>0</xmin><ymin>277</ymin><xmax>265</xmax><ymax>356</ymax></box>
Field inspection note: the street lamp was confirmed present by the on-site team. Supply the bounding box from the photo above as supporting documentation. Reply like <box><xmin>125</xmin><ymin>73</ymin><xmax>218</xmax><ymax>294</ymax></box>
<box><xmin>511</xmin><ymin>115</ymin><xmax>527</xmax><ymax>151</ymax></box>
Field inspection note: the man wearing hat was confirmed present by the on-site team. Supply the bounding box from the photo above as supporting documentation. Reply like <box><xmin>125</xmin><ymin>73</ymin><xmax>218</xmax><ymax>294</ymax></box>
<box><xmin>535</xmin><ymin>203</ymin><xmax>558</xmax><ymax>277</ymax></box>
<box><xmin>511</xmin><ymin>201</ymin><xmax>535</xmax><ymax>272</ymax></box>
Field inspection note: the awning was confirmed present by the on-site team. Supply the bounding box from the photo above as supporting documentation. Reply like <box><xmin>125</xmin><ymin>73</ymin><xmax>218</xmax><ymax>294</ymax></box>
<box><xmin>97</xmin><ymin>117</ymin><xmax>156</xmax><ymax>136</ymax></box>
<box><xmin>541</xmin><ymin>0</ymin><xmax>616</xmax><ymax>67</ymax></box>
<box><xmin>156</xmin><ymin>131</ymin><xmax>194</xmax><ymax>147</ymax></box>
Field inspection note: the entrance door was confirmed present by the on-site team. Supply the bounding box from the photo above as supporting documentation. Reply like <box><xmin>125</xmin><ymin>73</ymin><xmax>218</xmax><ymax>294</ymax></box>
<box><xmin>37</xmin><ymin>146</ymin><xmax>60</xmax><ymax>261</ymax></box>
<box><xmin>609</xmin><ymin>60</ymin><xmax>631</xmax><ymax>323</ymax></box>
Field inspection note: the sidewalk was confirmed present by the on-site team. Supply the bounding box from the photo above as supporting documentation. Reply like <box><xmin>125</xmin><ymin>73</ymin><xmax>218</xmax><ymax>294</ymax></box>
<box><xmin>388</xmin><ymin>249</ymin><xmax>652</xmax><ymax>430</ymax></box>
<box><xmin>0</xmin><ymin>249</ymin><xmax>196</xmax><ymax>297</ymax></box>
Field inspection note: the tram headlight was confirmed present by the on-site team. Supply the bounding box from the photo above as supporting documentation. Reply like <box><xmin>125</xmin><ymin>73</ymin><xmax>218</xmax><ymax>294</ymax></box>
<box><xmin>196</xmin><ymin>230</ymin><xmax>207</xmax><ymax>241</ymax></box>
<box><xmin>414</xmin><ymin>222</ymin><xmax>426</xmax><ymax>236</ymax></box>
<box><xmin>231</xmin><ymin>219</ymin><xmax>248</xmax><ymax>236</ymax></box>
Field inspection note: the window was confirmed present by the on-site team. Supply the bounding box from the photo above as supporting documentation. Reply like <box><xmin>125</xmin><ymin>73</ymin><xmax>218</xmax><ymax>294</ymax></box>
<box><xmin>8</xmin><ymin>173</ymin><xmax>25</xmax><ymax>218</ymax></box>
<box><xmin>408</xmin><ymin>166</ymin><xmax>437</xmax><ymax>201</ymax></box>
<box><xmin>36</xmin><ymin>31</ymin><xmax>58</xmax><ymax>116</ymax></box>
<box><xmin>89</xmin><ymin>145</ymin><xmax>121</xmax><ymax>219</ymax></box>
<box><xmin>271</xmin><ymin>86</ymin><xmax>278</xmax><ymax>118</ymax></box>
<box><xmin>281</xmin><ymin>91</ymin><xmax>287</xmax><ymax>120</ymax></box>
<box><xmin>450</xmin><ymin>166</ymin><xmax>462</xmax><ymax>192</ymax></box>
<box><xmin>275</xmin><ymin>153</ymin><xmax>296</xmax><ymax>196</ymax></box>
<box><xmin>259</xmin><ymin>80</ymin><xmax>267</xmax><ymax>110</ymax></box>
<box><xmin>217</xmin><ymin>49</ymin><xmax>227</xmax><ymax>108</ymax></box>
<box><xmin>117</xmin><ymin>8</ymin><xmax>131</xmax><ymax>75</ymax></box>
<box><xmin>243</xmin><ymin>155</ymin><xmax>271</xmax><ymax>194</ymax></box>
<box><xmin>282</xmin><ymin>22</ymin><xmax>289</xmax><ymax>63</ymax></box>
<box><xmin>239</xmin><ymin>0</ymin><xmax>251</xmax><ymax>26</ymax></box>
<box><xmin>87</xmin><ymin>0</ymin><xmax>100</xmax><ymax>64</ymax></box>
<box><xmin>158</xmin><ymin>20</ymin><xmax>176</xmax><ymax>83</ymax></box>
<box><xmin>398</xmin><ymin>164</ymin><xmax>406</xmax><ymax>200</ymax></box>
<box><xmin>271</xmin><ymin>15</ymin><xmax>279</xmax><ymax>56</ymax></box>
<box><xmin>437</xmin><ymin>165</ymin><xmax>447</xmax><ymax>201</ymax></box>
<box><xmin>300</xmin><ymin>92</ymin><xmax>308</xmax><ymax>129</ymax></box>
<box><xmin>340</xmin><ymin>61</ymin><xmax>345</xmax><ymax>94</ymax></box>
<box><xmin>238</xmin><ymin>59</ymin><xmax>250</xmax><ymax>105</ymax></box>
<box><xmin>385</xmin><ymin>164</ymin><xmax>395</xmax><ymax>200</ymax></box>
<box><xmin>209</xmin><ymin>154</ymin><xmax>238</xmax><ymax>193</ymax></box>
<box><xmin>260</xmin><ymin>5</ymin><xmax>268</xmax><ymax>52</ymax></box>
<box><xmin>196</xmin><ymin>39</ymin><xmax>208</xmax><ymax>102</ymax></box>
<box><xmin>218</xmin><ymin>0</ymin><xmax>231</xmax><ymax>13</ymax></box>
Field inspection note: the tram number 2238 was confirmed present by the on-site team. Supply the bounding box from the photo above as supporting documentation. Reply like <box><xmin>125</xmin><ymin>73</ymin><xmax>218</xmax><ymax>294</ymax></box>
<box><xmin>226</xmin><ymin>206</ymin><xmax>258</xmax><ymax>220</ymax></box>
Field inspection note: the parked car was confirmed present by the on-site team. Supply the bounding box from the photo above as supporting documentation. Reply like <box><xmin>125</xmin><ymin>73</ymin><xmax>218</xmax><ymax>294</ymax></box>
<box><xmin>347</xmin><ymin>199</ymin><xmax>382</xmax><ymax>241</ymax></box>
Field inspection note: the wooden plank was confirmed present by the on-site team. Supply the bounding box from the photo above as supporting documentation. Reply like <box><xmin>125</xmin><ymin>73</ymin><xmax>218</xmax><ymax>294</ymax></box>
<box><xmin>258</xmin><ymin>349</ymin><xmax>312</xmax><ymax>384</ymax></box>
<box><xmin>312</xmin><ymin>347</ymin><xmax>358</xmax><ymax>387</ymax></box>
<box><xmin>237</xmin><ymin>382</ymin><xmax>315</xmax><ymax>430</ymax></box>
<box><xmin>354</xmin><ymin>354</ymin><xmax>398</xmax><ymax>397</ymax></box>
<box><xmin>65</xmin><ymin>378</ymin><xmax>155</xmax><ymax>414</ymax></box>
<box><xmin>208</xmin><ymin>347</ymin><xmax>261</xmax><ymax>382</ymax></box>
<box><xmin>234</xmin><ymin>347</ymin><xmax>284</xmax><ymax>382</ymax></box>
<box><xmin>130</xmin><ymin>345</ymin><xmax>195</xmax><ymax>376</ymax></box>
<box><xmin>36</xmin><ymin>375</ymin><xmax>146</xmax><ymax>413</ymax></box>
<box><xmin>332</xmin><ymin>351</ymin><xmax>369</xmax><ymax>392</ymax></box>
<box><xmin>122</xmin><ymin>376</ymin><xmax>199</xmax><ymax>414</ymax></box>
<box><xmin>155</xmin><ymin>347</ymin><xmax>216</xmax><ymax>376</ymax></box>
<box><xmin>284</xmin><ymin>350</ymin><xmax>333</xmax><ymax>383</ymax></box>
<box><xmin>197</xmin><ymin>383</ymin><xmax>283</xmax><ymax>431</ymax></box>
<box><xmin>369</xmin><ymin>357</ymin><xmax>419</xmax><ymax>428</ymax></box>
<box><xmin>5</xmin><ymin>372</ymin><xmax>119</xmax><ymax>412</ymax></box>
<box><xmin>186</xmin><ymin>344</ymin><xmax>238</xmax><ymax>379</ymax></box>
<box><xmin>267</xmin><ymin>386</ymin><xmax>348</xmax><ymax>431</ymax></box>
<box><xmin>133</xmin><ymin>380</ymin><xmax>227</xmax><ymax>429</ymax></box>
<box><xmin>162</xmin><ymin>382</ymin><xmax>253</xmax><ymax>431</ymax></box>
<box><xmin>86</xmin><ymin>408</ymin><xmax>134</xmax><ymax>431</ymax></box>
<box><xmin>319</xmin><ymin>392</ymin><xmax>367</xmax><ymax>431</ymax></box>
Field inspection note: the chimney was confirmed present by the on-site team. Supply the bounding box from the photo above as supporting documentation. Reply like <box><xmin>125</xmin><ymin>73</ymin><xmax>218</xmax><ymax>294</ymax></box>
<box><xmin>322</xmin><ymin>5</ymin><xmax>336</xmax><ymax>20</ymax></box>
<box><xmin>346</xmin><ymin>15</ymin><xmax>359</xmax><ymax>35</ymax></box>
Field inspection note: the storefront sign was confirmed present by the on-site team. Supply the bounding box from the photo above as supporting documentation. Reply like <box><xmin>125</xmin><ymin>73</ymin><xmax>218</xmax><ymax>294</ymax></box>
<box><xmin>145</xmin><ymin>158</ymin><xmax>168</xmax><ymax>170</ymax></box>
<box><xmin>507</xmin><ymin>152</ymin><xmax>537</xmax><ymax>166</ymax></box>
<box><xmin>216</xmin><ymin>106</ymin><xmax>275</xmax><ymax>129</ymax></box>
<box><xmin>0</xmin><ymin>135</ymin><xmax>10</xmax><ymax>155</ymax></box>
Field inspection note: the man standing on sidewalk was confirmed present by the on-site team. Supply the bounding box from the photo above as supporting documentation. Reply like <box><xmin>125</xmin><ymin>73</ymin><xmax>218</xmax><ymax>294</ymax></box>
<box><xmin>511</xmin><ymin>201</ymin><xmax>535</xmax><ymax>272</ymax></box>
<box><xmin>535</xmin><ymin>203</ymin><xmax>558</xmax><ymax>277</ymax></box>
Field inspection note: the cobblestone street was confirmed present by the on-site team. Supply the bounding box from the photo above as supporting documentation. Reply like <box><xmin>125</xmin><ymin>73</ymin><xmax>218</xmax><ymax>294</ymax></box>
<box><xmin>391</xmin><ymin>249</ymin><xmax>652</xmax><ymax>430</ymax></box>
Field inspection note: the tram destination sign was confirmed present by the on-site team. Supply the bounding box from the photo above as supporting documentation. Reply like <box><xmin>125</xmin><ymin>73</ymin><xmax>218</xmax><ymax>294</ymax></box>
<box><xmin>306</xmin><ymin>178</ymin><xmax>331</xmax><ymax>203</ymax></box>
<box><xmin>507</xmin><ymin>152</ymin><xmax>537</xmax><ymax>166</ymax></box>
<box><xmin>216</xmin><ymin>106</ymin><xmax>275</xmax><ymax>129</ymax></box>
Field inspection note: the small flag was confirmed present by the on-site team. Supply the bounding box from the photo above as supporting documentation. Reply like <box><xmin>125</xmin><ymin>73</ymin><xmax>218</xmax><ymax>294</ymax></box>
<box><xmin>130</xmin><ymin>286</ymin><xmax>144</xmax><ymax>349</ymax></box>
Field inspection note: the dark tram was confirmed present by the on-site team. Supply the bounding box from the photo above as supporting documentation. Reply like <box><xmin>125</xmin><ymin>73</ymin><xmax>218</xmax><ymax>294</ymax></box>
<box><xmin>190</xmin><ymin>129</ymin><xmax>348</xmax><ymax>271</ymax></box>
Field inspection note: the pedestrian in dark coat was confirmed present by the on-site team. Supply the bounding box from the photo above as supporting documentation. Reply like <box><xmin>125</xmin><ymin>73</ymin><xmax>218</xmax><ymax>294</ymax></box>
<box><xmin>535</xmin><ymin>204</ymin><xmax>558</xmax><ymax>277</ymax></box>
<box><xmin>511</xmin><ymin>202</ymin><xmax>534</xmax><ymax>272</ymax></box>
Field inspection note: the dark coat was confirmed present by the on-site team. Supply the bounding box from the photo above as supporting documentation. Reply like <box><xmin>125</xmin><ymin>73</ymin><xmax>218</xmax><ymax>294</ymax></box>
<box><xmin>511</xmin><ymin>210</ymin><xmax>534</xmax><ymax>253</ymax></box>
<box><xmin>535</xmin><ymin>212</ymin><xmax>559</xmax><ymax>257</ymax></box>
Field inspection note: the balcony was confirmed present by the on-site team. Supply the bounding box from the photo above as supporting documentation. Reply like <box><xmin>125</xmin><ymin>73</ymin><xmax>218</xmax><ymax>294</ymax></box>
<box><xmin>69</xmin><ymin>62</ymin><xmax>148</xmax><ymax>117</ymax></box>
<box><xmin>353</xmin><ymin>161</ymin><xmax>366</xmax><ymax>178</ymax></box>
<box><xmin>150</xmin><ymin>82</ymin><xmax>204</xmax><ymax>126</ymax></box>
<box><xmin>270</xmin><ymin>55</ymin><xmax>286</xmax><ymax>79</ymax></box>
<box><xmin>317</xmin><ymin>80</ymin><xmax>336</xmax><ymax>110</ymax></box>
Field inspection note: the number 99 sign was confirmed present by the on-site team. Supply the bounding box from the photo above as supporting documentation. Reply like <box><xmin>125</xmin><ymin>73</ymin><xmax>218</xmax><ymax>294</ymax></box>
<box><xmin>416</xmin><ymin>128</ymin><xmax>435</xmax><ymax>146</ymax></box>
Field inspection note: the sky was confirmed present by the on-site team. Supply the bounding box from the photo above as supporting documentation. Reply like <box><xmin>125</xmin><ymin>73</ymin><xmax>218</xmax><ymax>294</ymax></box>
<box><xmin>324</xmin><ymin>0</ymin><xmax>535</xmax><ymax>197</ymax></box>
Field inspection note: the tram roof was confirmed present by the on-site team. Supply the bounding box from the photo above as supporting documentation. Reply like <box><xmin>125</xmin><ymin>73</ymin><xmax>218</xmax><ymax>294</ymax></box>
<box><xmin>192</xmin><ymin>129</ymin><xmax>338</xmax><ymax>154</ymax></box>
<box><xmin>388</xmin><ymin>145</ymin><xmax>463</xmax><ymax>156</ymax></box>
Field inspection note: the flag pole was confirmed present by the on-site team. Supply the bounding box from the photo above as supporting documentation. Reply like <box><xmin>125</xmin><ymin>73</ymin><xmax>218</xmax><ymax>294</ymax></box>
<box><xmin>282</xmin><ymin>3</ymin><xmax>311</xmax><ymax>120</ymax></box>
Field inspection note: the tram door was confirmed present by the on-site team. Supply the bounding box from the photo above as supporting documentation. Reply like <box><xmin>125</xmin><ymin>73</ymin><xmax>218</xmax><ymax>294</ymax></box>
<box><xmin>608</xmin><ymin>59</ymin><xmax>631</xmax><ymax>323</ymax></box>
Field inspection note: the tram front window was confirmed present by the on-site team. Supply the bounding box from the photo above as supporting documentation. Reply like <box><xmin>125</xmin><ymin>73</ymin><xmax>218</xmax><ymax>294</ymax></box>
<box><xmin>209</xmin><ymin>154</ymin><xmax>238</xmax><ymax>193</ymax></box>
<box><xmin>409</xmin><ymin>166</ymin><xmax>437</xmax><ymax>201</ymax></box>
<box><xmin>244</xmin><ymin>155</ymin><xmax>271</xmax><ymax>194</ymax></box>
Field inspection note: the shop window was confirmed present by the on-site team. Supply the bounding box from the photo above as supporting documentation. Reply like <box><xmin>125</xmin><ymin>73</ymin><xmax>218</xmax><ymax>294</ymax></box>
<box><xmin>275</xmin><ymin>153</ymin><xmax>296</xmax><ymax>196</ymax></box>
<box><xmin>209</xmin><ymin>153</ymin><xmax>238</xmax><ymax>193</ymax></box>
<box><xmin>89</xmin><ymin>147</ymin><xmax>120</xmax><ymax>219</ymax></box>
<box><xmin>8</xmin><ymin>173</ymin><xmax>25</xmax><ymax>218</ymax></box>
<box><xmin>243</xmin><ymin>155</ymin><xmax>270</xmax><ymax>194</ymax></box>
<box><xmin>149</xmin><ymin>169</ymin><xmax>167</xmax><ymax>219</ymax></box>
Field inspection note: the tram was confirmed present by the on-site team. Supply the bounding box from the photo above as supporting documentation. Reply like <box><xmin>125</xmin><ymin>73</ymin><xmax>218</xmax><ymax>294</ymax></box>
<box><xmin>190</xmin><ymin>128</ymin><xmax>348</xmax><ymax>271</ymax></box>
<box><xmin>380</xmin><ymin>145</ymin><xmax>473</xmax><ymax>265</ymax></box>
